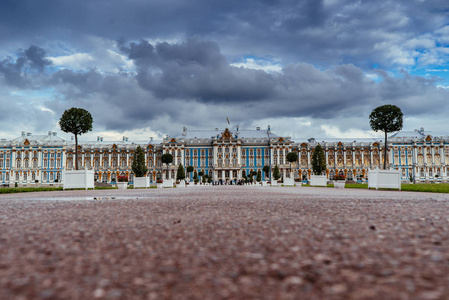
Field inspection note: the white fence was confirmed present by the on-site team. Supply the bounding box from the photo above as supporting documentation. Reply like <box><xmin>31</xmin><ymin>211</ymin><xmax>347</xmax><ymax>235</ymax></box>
<box><xmin>368</xmin><ymin>169</ymin><xmax>401</xmax><ymax>190</ymax></box>
<box><xmin>63</xmin><ymin>169</ymin><xmax>95</xmax><ymax>190</ymax></box>
<box><xmin>310</xmin><ymin>175</ymin><xmax>327</xmax><ymax>187</ymax></box>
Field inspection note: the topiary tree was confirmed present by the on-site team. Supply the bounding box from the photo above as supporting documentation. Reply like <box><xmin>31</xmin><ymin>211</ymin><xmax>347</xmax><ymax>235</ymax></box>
<box><xmin>311</xmin><ymin>144</ymin><xmax>326</xmax><ymax>175</ymax></box>
<box><xmin>273</xmin><ymin>165</ymin><xmax>281</xmax><ymax>181</ymax></box>
<box><xmin>262</xmin><ymin>165</ymin><xmax>270</xmax><ymax>179</ymax></box>
<box><xmin>59</xmin><ymin>107</ymin><xmax>93</xmax><ymax>170</ymax></box>
<box><xmin>193</xmin><ymin>170</ymin><xmax>199</xmax><ymax>183</ymax></box>
<box><xmin>176</xmin><ymin>164</ymin><xmax>185</xmax><ymax>181</ymax></box>
<box><xmin>161</xmin><ymin>153</ymin><xmax>173</xmax><ymax>179</ymax></box>
<box><xmin>369</xmin><ymin>104</ymin><xmax>403</xmax><ymax>169</ymax></box>
<box><xmin>286</xmin><ymin>151</ymin><xmax>298</xmax><ymax>176</ymax></box>
<box><xmin>186</xmin><ymin>165</ymin><xmax>194</xmax><ymax>181</ymax></box>
<box><xmin>132</xmin><ymin>146</ymin><xmax>148</xmax><ymax>177</ymax></box>
<box><xmin>256</xmin><ymin>170</ymin><xmax>262</xmax><ymax>182</ymax></box>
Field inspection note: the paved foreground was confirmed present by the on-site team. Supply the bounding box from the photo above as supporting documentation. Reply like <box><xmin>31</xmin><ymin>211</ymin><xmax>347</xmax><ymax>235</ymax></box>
<box><xmin>1</xmin><ymin>187</ymin><xmax>449</xmax><ymax>300</ymax></box>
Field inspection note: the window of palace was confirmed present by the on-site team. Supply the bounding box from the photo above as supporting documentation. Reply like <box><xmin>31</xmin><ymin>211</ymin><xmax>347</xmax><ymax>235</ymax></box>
<box><xmin>435</xmin><ymin>155</ymin><xmax>441</xmax><ymax>165</ymax></box>
<box><xmin>201</xmin><ymin>149</ymin><xmax>205</xmax><ymax>156</ymax></box>
<box><xmin>249</xmin><ymin>148</ymin><xmax>254</xmax><ymax>156</ymax></box>
<box><xmin>50</xmin><ymin>152</ymin><xmax>55</xmax><ymax>158</ymax></box>
<box><xmin>201</xmin><ymin>158</ymin><xmax>205</xmax><ymax>166</ymax></box>
<box><xmin>0</xmin><ymin>159</ymin><xmax>3</xmax><ymax>168</ymax></box>
<box><xmin>347</xmin><ymin>171</ymin><xmax>353</xmax><ymax>180</ymax></box>
<box><xmin>257</xmin><ymin>149</ymin><xmax>261</xmax><ymax>156</ymax></box>
<box><xmin>232</xmin><ymin>157</ymin><xmax>237</xmax><ymax>167</ymax></box>
<box><xmin>241</xmin><ymin>149</ymin><xmax>245</xmax><ymax>157</ymax></box>
<box><xmin>429</xmin><ymin>169</ymin><xmax>433</xmax><ymax>177</ymax></box>
<box><xmin>15</xmin><ymin>172</ymin><xmax>19</xmax><ymax>181</ymax></box>
<box><xmin>16</xmin><ymin>160</ymin><xmax>21</xmax><ymax>168</ymax></box>
<box><xmin>23</xmin><ymin>172</ymin><xmax>27</xmax><ymax>181</ymax></box>
<box><xmin>420</xmin><ymin>168</ymin><xmax>424</xmax><ymax>177</ymax></box>
<box><xmin>225</xmin><ymin>147</ymin><xmax>229</xmax><ymax>154</ymax></box>
<box><xmin>194</xmin><ymin>149</ymin><xmax>198</xmax><ymax>156</ymax></box>
<box><xmin>25</xmin><ymin>160</ymin><xmax>29</xmax><ymax>168</ymax></box>
<box><xmin>6</xmin><ymin>173</ymin><xmax>9</xmax><ymax>181</ymax></box>
<box><xmin>32</xmin><ymin>172</ymin><xmax>35</xmax><ymax>181</ymax></box>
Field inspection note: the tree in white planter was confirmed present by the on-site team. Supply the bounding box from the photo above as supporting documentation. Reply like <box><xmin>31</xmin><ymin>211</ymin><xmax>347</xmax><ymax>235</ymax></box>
<box><xmin>161</xmin><ymin>153</ymin><xmax>173</xmax><ymax>179</ymax></box>
<box><xmin>186</xmin><ymin>166</ymin><xmax>194</xmax><ymax>181</ymax></box>
<box><xmin>132</xmin><ymin>146</ymin><xmax>148</xmax><ymax>177</ymax></box>
<box><xmin>311</xmin><ymin>144</ymin><xmax>326</xmax><ymax>175</ymax></box>
<box><xmin>273</xmin><ymin>165</ymin><xmax>281</xmax><ymax>181</ymax></box>
<box><xmin>369</xmin><ymin>104</ymin><xmax>403</xmax><ymax>169</ymax></box>
<box><xmin>132</xmin><ymin>146</ymin><xmax>148</xmax><ymax>188</ymax></box>
<box><xmin>59</xmin><ymin>107</ymin><xmax>93</xmax><ymax>170</ymax></box>
<box><xmin>176</xmin><ymin>164</ymin><xmax>186</xmax><ymax>181</ymax></box>
<box><xmin>286</xmin><ymin>151</ymin><xmax>298</xmax><ymax>177</ymax></box>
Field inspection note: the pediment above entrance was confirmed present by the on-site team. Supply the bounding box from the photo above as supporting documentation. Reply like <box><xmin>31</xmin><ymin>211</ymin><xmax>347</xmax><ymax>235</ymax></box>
<box><xmin>219</xmin><ymin>128</ymin><xmax>233</xmax><ymax>141</ymax></box>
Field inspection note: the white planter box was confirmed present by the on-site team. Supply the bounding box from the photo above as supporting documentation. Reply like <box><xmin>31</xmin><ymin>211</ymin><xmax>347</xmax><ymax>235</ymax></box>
<box><xmin>368</xmin><ymin>169</ymin><xmax>401</xmax><ymax>190</ymax></box>
<box><xmin>116</xmin><ymin>182</ymin><xmax>128</xmax><ymax>189</ymax></box>
<box><xmin>261</xmin><ymin>181</ymin><xmax>268</xmax><ymax>186</ymax></box>
<box><xmin>295</xmin><ymin>182</ymin><xmax>302</xmax><ymax>187</ymax></box>
<box><xmin>177</xmin><ymin>180</ymin><xmax>186</xmax><ymax>187</ymax></box>
<box><xmin>157</xmin><ymin>183</ymin><xmax>163</xmax><ymax>188</ymax></box>
<box><xmin>310</xmin><ymin>175</ymin><xmax>327</xmax><ymax>187</ymax></box>
<box><xmin>283</xmin><ymin>178</ymin><xmax>295</xmax><ymax>186</ymax></box>
<box><xmin>334</xmin><ymin>181</ymin><xmax>345</xmax><ymax>189</ymax></box>
<box><xmin>134</xmin><ymin>177</ymin><xmax>149</xmax><ymax>189</ymax></box>
<box><xmin>163</xmin><ymin>180</ymin><xmax>173</xmax><ymax>188</ymax></box>
<box><xmin>63</xmin><ymin>169</ymin><xmax>95</xmax><ymax>190</ymax></box>
<box><xmin>271</xmin><ymin>181</ymin><xmax>278</xmax><ymax>186</ymax></box>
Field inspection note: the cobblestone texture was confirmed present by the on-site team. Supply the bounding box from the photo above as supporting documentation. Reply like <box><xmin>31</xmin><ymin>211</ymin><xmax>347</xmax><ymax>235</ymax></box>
<box><xmin>1</xmin><ymin>186</ymin><xmax>449</xmax><ymax>299</ymax></box>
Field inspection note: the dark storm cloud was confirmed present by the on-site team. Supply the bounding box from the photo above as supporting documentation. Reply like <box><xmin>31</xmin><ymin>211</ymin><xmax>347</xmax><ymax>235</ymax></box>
<box><xmin>0</xmin><ymin>45</ymin><xmax>51</xmax><ymax>87</ymax></box>
<box><xmin>40</xmin><ymin>38</ymin><xmax>448</xmax><ymax>137</ymax></box>
<box><xmin>119</xmin><ymin>38</ymin><xmax>276</xmax><ymax>102</ymax></box>
<box><xmin>1</xmin><ymin>1</ymin><xmax>448</xmax><ymax>69</ymax></box>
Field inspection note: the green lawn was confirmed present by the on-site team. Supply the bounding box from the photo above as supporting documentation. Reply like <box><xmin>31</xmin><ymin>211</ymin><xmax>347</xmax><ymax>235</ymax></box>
<box><xmin>0</xmin><ymin>186</ymin><xmax>117</xmax><ymax>194</ymax></box>
<box><xmin>304</xmin><ymin>182</ymin><xmax>449</xmax><ymax>193</ymax></box>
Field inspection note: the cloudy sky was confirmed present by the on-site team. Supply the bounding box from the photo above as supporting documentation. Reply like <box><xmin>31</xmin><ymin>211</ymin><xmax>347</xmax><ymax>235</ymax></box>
<box><xmin>1</xmin><ymin>0</ymin><xmax>448</xmax><ymax>141</ymax></box>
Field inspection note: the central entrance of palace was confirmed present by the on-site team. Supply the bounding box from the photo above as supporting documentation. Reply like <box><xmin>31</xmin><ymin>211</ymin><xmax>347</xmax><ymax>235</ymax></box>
<box><xmin>216</xmin><ymin>169</ymin><xmax>239</xmax><ymax>181</ymax></box>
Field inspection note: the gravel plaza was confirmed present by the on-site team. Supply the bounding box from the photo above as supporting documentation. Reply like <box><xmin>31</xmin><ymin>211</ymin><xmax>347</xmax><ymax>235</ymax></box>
<box><xmin>1</xmin><ymin>186</ymin><xmax>449</xmax><ymax>299</ymax></box>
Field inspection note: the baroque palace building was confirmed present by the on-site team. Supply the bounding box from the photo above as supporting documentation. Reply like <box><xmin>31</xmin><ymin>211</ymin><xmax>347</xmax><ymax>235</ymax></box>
<box><xmin>1</xmin><ymin>126</ymin><xmax>449</xmax><ymax>186</ymax></box>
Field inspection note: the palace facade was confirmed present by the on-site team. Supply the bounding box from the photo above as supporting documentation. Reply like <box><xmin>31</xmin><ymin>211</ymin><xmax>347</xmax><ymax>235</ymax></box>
<box><xmin>1</xmin><ymin>126</ymin><xmax>449</xmax><ymax>186</ymax></box>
